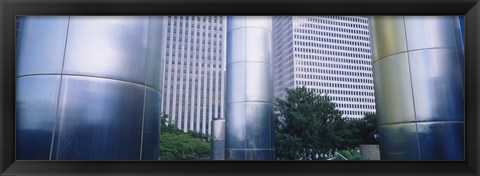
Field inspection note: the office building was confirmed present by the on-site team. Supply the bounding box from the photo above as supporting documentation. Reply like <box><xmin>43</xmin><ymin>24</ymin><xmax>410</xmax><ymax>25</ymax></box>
<box><xmin>162</xmin><ymin>16</ymin><xmax>226</xmax><ymax>134</ymax></box>
<box><xmin>272</xmin><ymin>16</ymin><xmax>376</xmax><ymax>119</ymax></box>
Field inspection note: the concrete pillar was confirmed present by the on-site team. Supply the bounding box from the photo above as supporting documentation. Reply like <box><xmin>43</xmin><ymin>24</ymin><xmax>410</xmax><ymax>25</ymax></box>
<box><xmin>369</xmin><ymin>16</ymin><xmax>464</xmax><ymax>160</ymax></box>
<box><xmin>225</xmin><ymin>16</ymin><xmax>274</xmax><ymax>160</ymax></box>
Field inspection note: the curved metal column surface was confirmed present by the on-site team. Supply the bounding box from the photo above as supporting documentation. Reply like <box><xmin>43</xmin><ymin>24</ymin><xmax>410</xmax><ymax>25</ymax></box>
<box><xmin>16</xmin><ymin>16</ymin><xmax>164</xmax><ymax>160</ymax></box>
<box><xmin>370</xmin><ymin>16</ymin><xmax>464</xmax><ymax>160</ymax></box>
<box><xmin>211</xmin><ymin>118</ymin><xmax>225</xmax><ymax>160</ymax></box>
<box><xmin>225</xmin><ymin>16</ymin><xmax>274</xmax><ymax>160</ymax></box>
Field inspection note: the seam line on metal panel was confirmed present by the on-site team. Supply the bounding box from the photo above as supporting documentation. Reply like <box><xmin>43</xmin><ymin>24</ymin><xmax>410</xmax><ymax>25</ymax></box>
<box><xmin>227</xmin><ymin>60</ymin><xmax>272</xmax><ymax>65</ymax></box>
<box><xmin>403</xmin><ymin>16</ymin><xmax>422</xmax><ymax>160</ymax></box>
<box><xmin>378</xmin><ymin>121</ymin><xmax>465</xmax><ymax>127</ymax></box>
<box><xmin>373</xmin><ymin>48</ymin><xmax>464</xmax><ymax>65</ymax></box>
<box><xmin>452</xmin><ymin>16</ymin><xmax>465</xmax><ymax>102</ymax></box>
<box><xmin>16</xmin><ymin>74</ymin><xmax>162</xmax><ymax>93</ymax></box>
<box><xmin>49</xmin><ymin>16</ymin><xmax>70</xmax><ymax>160</ymax></box>
<box><xmin>451</xmin><ymin>16</ymin><xmax>466</xmax><ymax>160</ymax></box>
<box><xmin>451</xmin><ymin>18</ymin><xmax>466</xmax><ymax>161</ymax></box>
<box><xmin>228</xmin><ymin>26</ymin><xmax>272</xmax><ymax>33</ymax></box>
<box><xmin>139</xmin><ymin>16</ymin><xmax>152</xmax><ymax>160</ymax></box>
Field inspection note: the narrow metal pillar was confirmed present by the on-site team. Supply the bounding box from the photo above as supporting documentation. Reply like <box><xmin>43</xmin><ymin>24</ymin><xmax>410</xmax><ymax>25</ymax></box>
<box><xmin>211</xmin><ymin>118</ymin><xmax>225</xmax><ymax>160</ymax></box>
<box><xmin>225</xmin><ymin>16</ymin><xmax>274</xmax><ymax>160</ymax></box>
<box><xmin>370</xmin><ymin>16</ymin><xmax>464</xmax><ymax>160</ymax></box>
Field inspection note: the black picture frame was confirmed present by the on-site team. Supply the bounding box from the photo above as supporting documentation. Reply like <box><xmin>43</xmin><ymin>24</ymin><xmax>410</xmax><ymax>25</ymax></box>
<box><xmin>1</xmin><ymin>0</ymin><xmax>479</xmax><ymax>175</ymax></box>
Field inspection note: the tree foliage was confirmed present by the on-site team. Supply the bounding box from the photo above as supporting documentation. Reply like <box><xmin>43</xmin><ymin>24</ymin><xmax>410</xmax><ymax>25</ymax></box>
<box><xmin>274</xmin><ymin>87</ymin><xmax>379</xmax><ymax>160</ymax></box>
<box><xmin>186</xmin><ymin>130</ymin><xmax>210</xmax><ymax>143</ymax></box>
<box><xmin>160</xmin><ymin>133</ymin><xmax>210</xmax><ymax>160</ymax></box>
<box><xmin>342</xmin><ymin>113</ymin><xmax>379</xmax><ymax>149</ymax></box>
<box><xmin>159</xmin><ymin>113</ymin><xmax>211</xmax><ymax>160</ymax></box>
<box><xmin>351</xmin><ymin>113</ymin><xmax>379</xmax><ymax>144</ymax></box>
<box><xmin>160</xmin><ymin>113</ymin><xmax>183</xmax><ymax>134</ymax></box>
<box><xmin>275</xmin><ymin>87</ymin><xmax>348</xmax><ymax>160</ymax></box>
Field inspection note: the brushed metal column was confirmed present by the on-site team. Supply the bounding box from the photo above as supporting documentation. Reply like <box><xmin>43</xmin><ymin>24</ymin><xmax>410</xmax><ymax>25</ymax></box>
<box><xmin>370</xmin><ymin>16</ymin><xmax>464</xmax><ymax>160</ymax></box>
<box><xmin>16</xmin><ymin>16</ymin><xmax>165</xmax><ymax>160</ymax></box>
<box><xmin>211</xmin><ymin>118</ymin><xmax>225</xmax><ymax>160</ymax></box>
<box><xmin>225</xmin><ymin>16</ymin><xmax>274</xmax><ymax>160</ymax></box>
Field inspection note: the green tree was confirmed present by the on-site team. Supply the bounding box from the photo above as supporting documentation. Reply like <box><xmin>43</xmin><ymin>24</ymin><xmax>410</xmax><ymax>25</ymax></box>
<box><xmin>159</xmin><ymin>113</ymin><xmax>211</xmax><ymax>160</ymax></box>
<box><xmin>358</xmin><ymin>112</ymin><xmax>379</xmax><ymax>144</ymax></box>
<box><xmin>186</xmin><ymin>130</ymin><xmax>210</xmax><ymax>142</ymax></box>
<box><xmin>160</xmin><ymin>113</ymin><xmax>183</xmax><ymax>134</ymax></box>
<box><xmin>274</xmin><ymin>87</ymin><xmax>349</xmax><ymax>160</ymax></box>
<box><xmin>160</xmin><ymin>133</ymin><xmax>210</xmax><ymax>160</ymax></box>
<box><xmin>344</xmin><ymin>112</ymin><xmax>379</xmax><ymax>147</ymax></box>
<box><xmin>342</xmin><ymin>119</ymin><xmax>363</xmax><ymax>149</ymax></box>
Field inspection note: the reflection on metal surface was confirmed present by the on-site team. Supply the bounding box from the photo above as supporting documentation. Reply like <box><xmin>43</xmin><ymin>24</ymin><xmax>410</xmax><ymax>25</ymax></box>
<box><xmin>404</xmin><ymin>16</ymin><xmax>456</xmax><ymax>50</ymax></box>
<box><xmin>378</xmin><ymin>123</ymin><xmax>420</xmax><ymax>160</ymax></box>
<box><xmin>245</xmin><ymin>103</ymin><xmax>272</xmax><ymax>149</ymax></box>
<box><xmin>225</xmin><ymin>103</ymin><xmax>246</xmax><ymax>149</ymax></box>
<box><xmin>226</xmin><ymin>63</ymin><xmax>246</xmax><ymax>103</ymax></box>
<box><xmin>416</xmin><ymin>122</ymin><xmax>464</xmax><ymax>160</ymax></box>
<box><xmin>370</xmin><ymin>16</ymin><xmax>464</xmax><ymax>160</ymax></box>
<box><xmin>63</xmin><ymin>16</ymin><xmax>150</xmax><ymax>84</ymax></box>
<box><xmin>16</xmin><ymin>16</ymin><xmax>69</xmax><ymax>76</ymax></box>
<box><xmin>225</xmin><ymin>16</ymin><xmax>274</xmax><ymax>160</ymax></box>
<box><xmin>145</xmin><ymin>16</ymin><xmax>166</xmax><ymax>91</ymax></box>
<box><xmin>52</xmin><ymin>76</ymin><xmax>145</xmax><ymax>160</ymax></box>
<box><xmin>142</xmin><ymin>87</ymin><xmax>162</xmax><ymax>160</ymax></box>
<box><xmin>226</xmin><ymin>28</ymin><xmax>246</xmax><ymax>65</ymax></box>
<box><xmin>16</xmin><ymin>16</ymin><xmax>164</xmax><ymax>160</ymax></box>
<box><xmin>409</xmin><ymin>49</ymin><xmax>464</xmax><ymax>122</ymax></box>
<box><xmin>211</xmin><ymin>118</ymin><xmax>225</xmax><ymax>160</ymax></box>
<box><xmin>373</xmin><ymin>53</ymin><xmax>415</xmax><ymax>125</ymax></box>
<box><xmin>16</xmin><ymin>76</ymin><xmax>61</xmax><ymax>160</ymax></box>
<box><xmin>245</xmin><ymin>63</ymin><xmax>273</xmax><ymax>102</ymax></box>
<box><xmin>245</xmin><ymin>28</ymin><xmax>272</xmax><ymax>64</ymax></box>
<box><xmin>369</xmin><ymin>16</ymin><xmax>407</xmax><ymax>61</ymax></box>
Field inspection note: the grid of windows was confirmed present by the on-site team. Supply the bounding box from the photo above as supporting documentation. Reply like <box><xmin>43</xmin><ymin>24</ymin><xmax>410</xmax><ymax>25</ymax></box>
<box><xmin>273</xmin><ymin>16</ymin><xmax>296</xmax><ymax>95</ymax></box>
<box><xmin>162</xmin><ymin>16</ymin><xmax>226</xmax><ymax>134</ymax></box>
<box><xmin>273</xmin><ymin>16</ymin><xmax>376</xmax><ymax>119</ymax></box>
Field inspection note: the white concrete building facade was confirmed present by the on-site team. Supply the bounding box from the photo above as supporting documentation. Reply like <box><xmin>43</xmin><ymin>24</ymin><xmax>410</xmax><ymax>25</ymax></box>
<box><xmin>162</xmin><ymin>16</ymin><xmax>226</xmax><ymax>134</ymax></box>
<box><xmin>273</xmin><ymin>16</ymin><xmax>376</xmax><ymax>118</ymax></box>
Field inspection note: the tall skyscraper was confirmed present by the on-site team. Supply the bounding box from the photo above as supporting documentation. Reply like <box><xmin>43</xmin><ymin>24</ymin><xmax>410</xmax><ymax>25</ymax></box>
<box><xmin>272</xmin><ymin>16</ymin><xmax>376</xmax><ymax>119</ymax></box>
<box><xmin>162</xmin><ymin>16</ymin><xmax>226</xmax><ymax>134</ymax></box>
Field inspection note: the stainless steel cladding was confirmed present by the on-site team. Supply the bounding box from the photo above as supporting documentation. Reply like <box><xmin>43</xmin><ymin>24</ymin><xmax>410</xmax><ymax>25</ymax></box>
<box><xmin>225</xmin><ymin>16</ymin><xmax>275</xmax><ymax>160</ymax></box>
<box><xmin>16</xmin><ymin>16</ymin><xmax>165</xmax><ymax>160</ymax></box>
<box><xmin>370</xmin><ymin>16</ymin><xmax>464</xmax><ymax>160</ymax></box>
<box><xmin>211</xmin><ymin>118</ymin><xmax>225</xmax><ymax>160</ymax></box>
